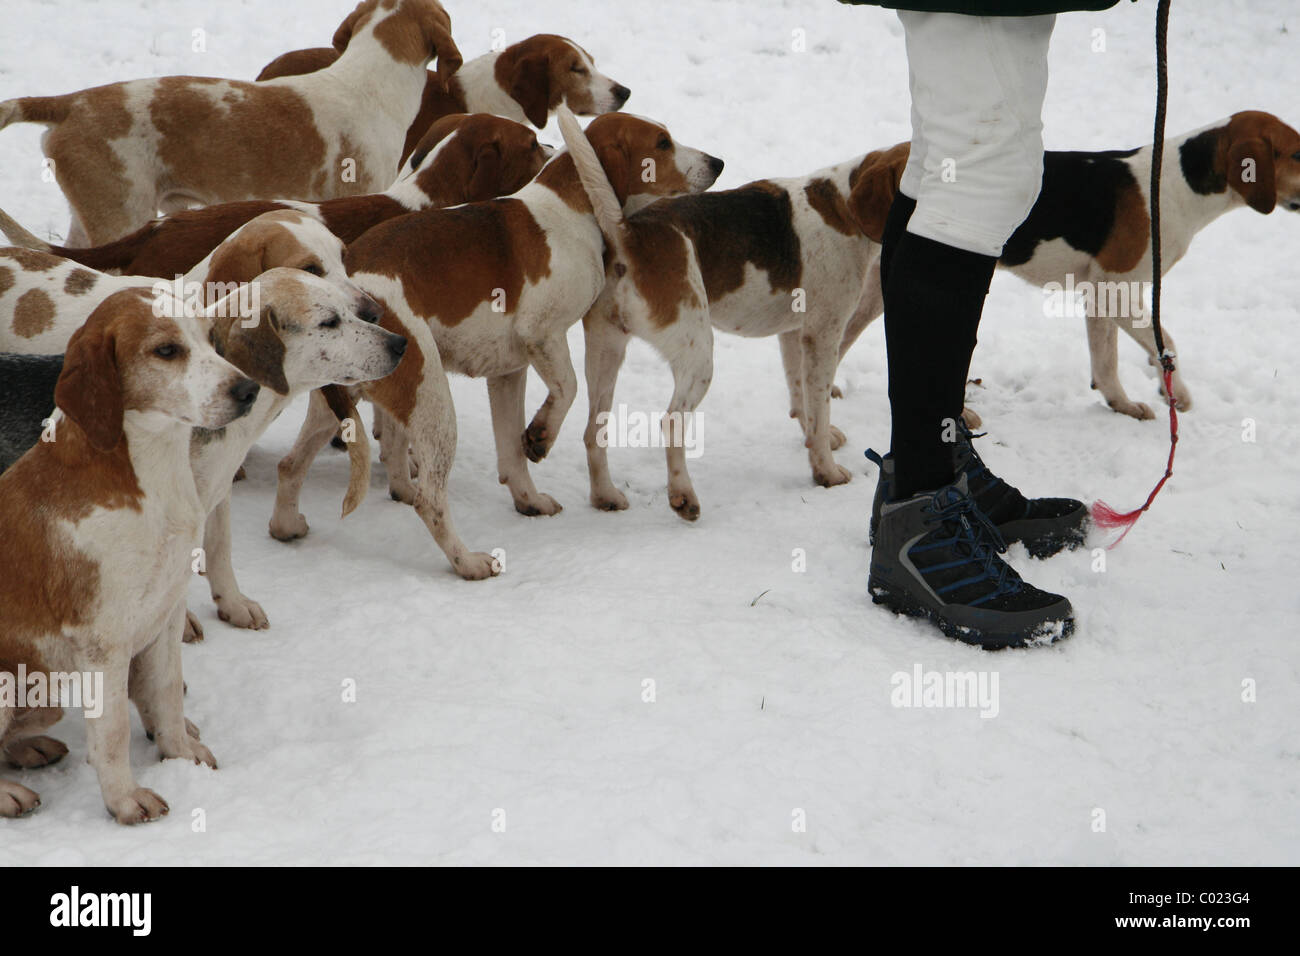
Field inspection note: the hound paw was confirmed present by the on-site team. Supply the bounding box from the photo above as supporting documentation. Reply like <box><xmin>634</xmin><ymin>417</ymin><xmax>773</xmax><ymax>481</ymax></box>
<box><xmin>669</xmin><ymin>490</ymin><xmax>701</xmax><ymax>522</ymax></box>
<box><xmin>1110</xmin><ymin>399</ymin><xmax>1156</xmax><ymax>421</ymax></box>
<box><xmin>4</xmin><ymin>735</ymin><xmax>68</xmax><ymax>769</ymax></box>
<box><xmin>513</xmin><ymin>493</ymin><xmax>562</xmax><ymax>517</ymax></box>
<box><xmin>454</xmin><ymin>551</ymin><xmax>503</xmax><ymax>580</ymax></box>
<box><xmin>960</xmin><ymin>407</ymin><xmax>983</xmax><ymax>429</ymax></box>
<box><xmin>522</xmin><ymin>424</ymin><xmax>552</xmax><ymax>463</ymax></box>
<box><xmin>269</xmin><ymin>510</ymin><xmax>310</xmax><ymax>541</ymax></box>
<box><xmin>591</xmin><ymin>487</ymin><xmax>629</xmax><ymax>512</ymax></box>
<box><xmin>813</xmin><ymin>463</ymin><xmax>853</xmax><ymax>488</ymax></box>
<box><xmin>183</xmin><ymin>609</ymin><xmax>205</xmax><ymax>643</ymax></box>
<box><xmin>831</xmin><ymin>385</ymin><xmax>843</xmax><ymax>399</ymax></box>
<box><xmin>0</xmin><ymin>781</ymin><xmax>40</xmax><ymax>817</ymax></box>
<box><xmin>110</xmin><ymin>788</ymin><xmax>169</xmax><ymax>825</ymax></box>
<box><xmin>828</xmin><ymin>425</ymin><xmax>847</xmax><ymax>450</ymax></box>
<box><xmin>215</xmin><ymin>594</ymin><xmax>269</xmax><ymax>630</ymax></box>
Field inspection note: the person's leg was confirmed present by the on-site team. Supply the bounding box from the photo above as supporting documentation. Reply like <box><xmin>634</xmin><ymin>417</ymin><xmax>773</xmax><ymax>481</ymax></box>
<box><xmin>886</xmin><ymin>11</ymin><xmax>1054</xmax><ymax>499</ymax></box>
<box><xmin>869</xmin><ymin>12</ymin><xmax>1077</xmax><ymax>648</ymax></box>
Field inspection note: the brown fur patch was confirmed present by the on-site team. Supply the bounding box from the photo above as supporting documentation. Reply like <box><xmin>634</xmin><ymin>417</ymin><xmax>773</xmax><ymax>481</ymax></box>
<box><xmin>623</xmin><ymin>220</ymin><xmax>699</xmax><ymax>328</ymax></box>
<box><xmin>149</xmin><ymin>78</ymin><xmax>334</xmax><ymax>201</ymax></box>
<box><xmin>846</xmin><ymin>142</ymin><xmax>909</xmax><ymax>242</ymax></box>
<box><xmin>318</xmin><ymin>194</ymin><xmax>411</xmax><ymax>243</ymax></box>
<box><xmin>0</xmin><ymin>265</ymin><xmax>12</xmax><ymax>296</ymax></box>
<box><xmin>804</xmin><ymin>177</ymin><xmax>857</xmax><ymax>236</ymax></box>
<box><xmin>346</xmin><ymin>199</ymin><xmax>551</xmax><ymax>327</ymax></box>
<box><xmin>364</xmin><ymin>299</ymin><xmax>424</xmax><ymax>425</ymax></box>
<box><xmin>371</xmin><ymin>0</ymin><xmax>460</xmax><ymax>78</ymax></box>
<box><xmin>214</xmin><ymin>309</ymin><xmax>289</xmax><ymax>395</ymax></box>
<box><xmin>1096</xmin><ymin>179</ymin><xmax>1150</xmax><ymax>273</ymax></box>
<box><xmin>13</xmin><ymin>288</ymin><xmax>55</xmax><ymax>338</ymax></box>
<box><xmin>63</xmin><ymin>268</ymin><xmax>99</xmax><ymax>296</ymax></box>
<box><xmin>411</xmin><ymin>114</ymin><xmax>547</xmax><ymax>206</ymax></box>
<box><xmin>0</xmin><ymin>248</ymin><xmax>61</xmax><ymax>271</ymax></box>
<box><xmin>41</xmin><ymin>84</ymin><xmax>133</xmax><ymax>243</ymax></box>
<box><xmin>202</xmin><ymin>213</ymin><xmax>327</xmax><ymax>291</ymax></box>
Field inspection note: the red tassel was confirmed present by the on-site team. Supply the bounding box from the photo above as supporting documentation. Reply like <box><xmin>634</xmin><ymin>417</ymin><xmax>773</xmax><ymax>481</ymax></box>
<box><xmin>1091</xmin><ymin>367</ymin><xmax>1179</xmax><ymax>549</ymax></box>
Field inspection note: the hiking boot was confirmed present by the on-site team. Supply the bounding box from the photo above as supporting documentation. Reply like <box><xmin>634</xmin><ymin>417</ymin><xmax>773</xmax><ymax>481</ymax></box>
<box><xmin>867</xmin><ymin>426</ymin><xmax>1088</xmax><ymax>559</ymax></box>
<box><xmin>868</xmin><ymin>475</ymin><xmax>1074</xmax><ymax>649</ymax></box>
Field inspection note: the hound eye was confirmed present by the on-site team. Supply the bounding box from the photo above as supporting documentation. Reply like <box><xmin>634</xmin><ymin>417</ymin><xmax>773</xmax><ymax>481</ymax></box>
<box><xmin>301</xmin><ymin>263</ymin><xmax>325</xmax><ymax>277</ymax></box>
<box><xmin>571</xmin><ymin>65</ymin><xmax>587</xmax><ymax>75</ymax></box>
<box><xmin>320</xmin><ymin>314</ymin><xmax>341</xmax><ymax>329</ymax></box>
<box><xmin>154</xmin><ymin>344</ymin><xmax>182</xmax><ymax>360</ymax></box>
<box><xmin>657</xmin><ymin>136</ymin><xmax>671</xmax><ymax>150</ymax></box>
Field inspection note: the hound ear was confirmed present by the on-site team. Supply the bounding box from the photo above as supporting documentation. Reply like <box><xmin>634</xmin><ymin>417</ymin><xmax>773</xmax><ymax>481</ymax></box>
<box><xmin>222</xmin><ymin>305</ymin><xmax>289</xmax><ymax>395</ymax></box>
<box><xmin>1227</xmin><ymin>137</ymin><xmax>1277</xmax><ymax>214</ymax></box>
<box><xmin>848</xmin><ymin>144</ymin><xmax>909</xmax><ymax>241</ymax></box>
<box><xmin>466</xmin><ymin>140</ymin><xmax>504</xmax><ymax>202</ymax></box>
<box><xmin>595</xmin><ymin>140</ymin><xmax>631</xmax><ymax>208</ymax></box>
<box><xmin>424</xmin><ymin>14</ymin><xmax>462</xmax><ymax>82</ymax></box>
<box><xmin>331</xmin><ymin>2</ymin><xmax>367</xmax><ymax>51</ymax></box>
<box><xmin>56</xmin><ymin>320</ymin><xmax>123</xmax><ymax>452</ymax></box>
<box><xmin>508</xmin><ymin>53</ymin><xmax>552</xmax><ymax>128</ymax></box>
<box><xmin>203</xmin><ymin>235</ymin><xmax>266</xmax><ymax>291</ymax></box>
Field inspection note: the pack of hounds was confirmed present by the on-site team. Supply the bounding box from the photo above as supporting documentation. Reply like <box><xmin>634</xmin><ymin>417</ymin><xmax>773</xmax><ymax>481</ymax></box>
<box><xmin>0</xmin><ymin>0</ymin><xmax>1297</xmax><ymax>823</ymax></box>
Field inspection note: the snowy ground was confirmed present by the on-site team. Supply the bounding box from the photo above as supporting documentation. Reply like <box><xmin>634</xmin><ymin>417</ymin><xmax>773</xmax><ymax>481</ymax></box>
<box><xmin>1</xmin><ymin>0</ymin><xmax>1298</xmax><ymax>865</ymax></box>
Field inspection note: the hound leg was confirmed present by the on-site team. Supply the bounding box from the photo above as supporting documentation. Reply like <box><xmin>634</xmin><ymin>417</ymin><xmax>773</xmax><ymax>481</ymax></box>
<box><xmin>365</xmin><ymin>318</ymin><xmax>500</xmax><ymax>580</ymax></box>
<box><xmin>271</xmin><ymin>389</ymin><xmax>340</xmax><ymax>541</ymax></box>
<box><xmin>520</xmin><ymin>332</ymin><xmax>579</xmax><ymax>463</ymax></box>
<box><xmin>488</xmin><ymin>369</ymin><xmax>562</xmax><ymax>515</ymax></box>
<box><xmin>203</xmin><ymin>496</ymin><xmax>268</xmax><ymax>631</ymax></box>
<box><xmin>1087</xmin><ymin>314</ymin><xmax>1154</xmax><ymax>420</ymax></box>
<box><xmin>2</xmin><ymin>706</ymin><xmax>67</xmax><ymax>769</ymax></box>
<box><xmin>1114</xmin><ymin>314</ymin><xmax>1192</xmax><ymax>411</ymax></box>
<box><xmin>380</xmin><ymin>417</ymin><xmax>416</xmax><ymax>504</ymax></box>
<box><xmin>582</xmin><ymin>306</ymin><xmax>633</xmax><ymax>511</ymax></box>
<box><xmin>0</xmin><ymin>704</ymin><xmax>41</xmax><ymax>816</ymax></box>
<box><xmin>657</xmin><ymin>308</ymin><xmax>714</xmax><ymax>522</ymax></box>
<box><xmin>800</xmin><ymin>316</ymin><xmax>853</xmax><ymax>487</ymax></box>
<box><xmin>779</xmin><ymin>328</ymin><xmax>810</xmax><ymax>439</ymax></box>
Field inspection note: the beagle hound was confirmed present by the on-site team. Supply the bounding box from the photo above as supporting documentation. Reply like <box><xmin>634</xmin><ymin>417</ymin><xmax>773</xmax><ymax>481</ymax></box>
<box><xmin>843</xmin><ymin>111</ymin><xmax>1300</xmax><ymax>420</ymax></box>
<box><xmin>0</xmin><ymin>114</ymin><xmax>550</xmax><ymax>281</ymax></box>
<box><xmin>258</xmin><ymin>32</ymin><xmax>631</xmax><ymax>164</ymax></box>
<box><xmin>187</xmin><ymin>271</ymin><xmax>406</xmax><ymax>637</ymax></box>
<box><xmin>0</xmin><ymin>0</ymin><xmax>461</xmax><ymax>245</ymax></box>
<box><xmin>0</xmin><ymin>288</ymin><xmax>257</xmax><ymax>822</ymax></box>
<box><xmin>0</xmin><ymin>211</ymin><xmax>355</xmax><ymax>356</ymax></box>
<box><xmin>269</xmin><ymin>111</ymin><xmax>723</xmax><ymax>579</ymax></box>
<box><xmin>566</xmin><ymin>107</ymin><xmax>882</xmax><ymax>519</ymax></box>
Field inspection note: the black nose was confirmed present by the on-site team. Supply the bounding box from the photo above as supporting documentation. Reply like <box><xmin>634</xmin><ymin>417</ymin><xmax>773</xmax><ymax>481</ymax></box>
<box><xmin>230</xmin><ymin>378</ymin><xmax>260</xmax><ymax>406</ymax></box>
<box><xmin>388</xmin><ymin>335</ymin><xmax>408</xmax><ymax>358</ymax></box>
<box><xmin>611</xmin><ymin>83</ymin><xmax>631</xmax><ymax>106</ymax></box>
<box><xmin>357</xmin><ymin>295</ymin><xmax>383</xmax><ymax>324</ymax></box>
<box><xmin>707</xmin><ymin>155</ymin><xmax>724</xmax><ymax>176</ymax></box>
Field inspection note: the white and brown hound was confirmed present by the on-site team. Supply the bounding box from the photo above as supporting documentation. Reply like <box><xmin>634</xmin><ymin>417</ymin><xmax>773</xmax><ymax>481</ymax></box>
<box><xmin>0</xmin><ymin>288</ymin><xmax>257</xmax><ymax>822</ymax></box>
<box><xmin>844</xmin><ymin>111</ymin><xmax>1300</xmax><ymax>421</ymax></box>
<box><xmin>268</xmin><ymin>111</ymin><xmax>722</xmax><ymax>580</ymax></box>
<box><xmin>0</xmin><ymin>113</ymin><xmax>550</xmax><ymax>281</ymax></box>
<box><xmin>0</xmin><ymin>0</ymin><xmax>461</xmax><ymax>245</ymax></box>
<box><xmin>258</xmin><ymin>32</ymin><xmax>630</xmax><ymax>164</ymax></box>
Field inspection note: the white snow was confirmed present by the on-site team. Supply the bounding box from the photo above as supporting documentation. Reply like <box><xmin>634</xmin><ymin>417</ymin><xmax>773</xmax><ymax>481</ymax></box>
<box><xmin>1</xmin><ymin>0</ymin><xmax>1297</xmax><ymax>865</ymax></box>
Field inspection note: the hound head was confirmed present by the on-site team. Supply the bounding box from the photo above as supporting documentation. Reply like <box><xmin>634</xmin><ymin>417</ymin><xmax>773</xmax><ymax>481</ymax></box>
<box><xmin>495</xmin><ymin>34</ymin><xmax>631</xmax><ymax>128</ymax></box>
<box><xmin>332</xmin><ymin>0</ymin><xmax>461</xmax><ymax>81</ymax></box>
<box><xmin>1220</xmin><ymin>111</ymin><xmax>1300</xmax><ymax>214</ymax></box>
<box><xmin>846</xmin><ymin>141</ymin><xmax>911</xmax><ymax>241</ymax></box>
<box><xmin>400</xmin><ymin>113</ymin><xmax>551</xmax><ymax>205</ymax></box>
<box><xmin>56</xmin><ymin>289</ymin><xmax>258</xmax><ymax>449</ymax></box>
<box><xmin>583</xmin><ymin>113</ymin><xmax>724</xmax><ymax>207</ymax></box>
<box><xmin>201</xmin><ymin>211</ymin><xmax>362</xmax><ymax>302</ymax></box>
<box><xmin>210</xmin><ymin>269</ymin><xmax>405</xmax><ymax>396</ymax></box>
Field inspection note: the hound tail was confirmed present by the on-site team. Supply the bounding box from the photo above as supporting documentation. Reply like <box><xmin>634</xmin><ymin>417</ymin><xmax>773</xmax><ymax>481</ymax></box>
<box><xmin>0</xmin><ymin>95</ymin><xmax>72</xmax><ymax>131</ymax></box>
<box><xmin>320</xmin><ymin>385</ymin><xmax>371</xmax><ymax>518</ymax></box>
<box><xmin>0</xmin><ymin>206</ymin><xmax>52</xmax><ymax>252</ymax></box>
<box><xmin>557</xmin><ymin>105</ymin><xmax>627</xmax><ymax>261</ymax></box>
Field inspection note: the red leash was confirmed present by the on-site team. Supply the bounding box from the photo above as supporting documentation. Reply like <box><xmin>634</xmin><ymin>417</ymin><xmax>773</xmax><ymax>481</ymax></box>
<box><xmin>1091</xmin><ymin>0</ymin><xmax>1178</xmax><ymax>548</ymax></box>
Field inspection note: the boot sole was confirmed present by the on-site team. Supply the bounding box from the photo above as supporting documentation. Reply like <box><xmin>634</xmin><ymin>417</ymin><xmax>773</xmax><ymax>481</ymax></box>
<box><xmin>869</xmin><ymin>578</ymin><xmax>1075</xmax><ymax>650</ymax></box>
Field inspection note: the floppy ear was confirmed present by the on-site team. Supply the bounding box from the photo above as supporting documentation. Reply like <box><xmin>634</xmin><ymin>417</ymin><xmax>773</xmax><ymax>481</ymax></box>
<box><xmin>508</xmin><ymin>53</ymin><xmax>552</xmax><ymax>128</ymax></box>
<box><xmin>1227</xmin><ymin>137</ymin><xmax>1277</xmax><ymax>214</ymax></box>
<box><xmin>848</xmin><ymin>146</ymin><xmax>909</xmax><ymax>241</ymax></box>
<box><xmin>220</xmin><ymin>306</ymin><xmax>289</xmax><ymax>395</ymax></box>
<box><xmin>203</xmin><ymin>236</ymin><xmax>266</xmax><ymax>292</ymax></box>
<box><xmin>466</xmin><ymin>140</ymin><xmax>504</xmax><ymax>202</ymax></box>
<box><xmin>56</xmin><ymin>319</ymin><xmax>124</xmax><ymax>452</ymax></box>
<box><xmin>332</xmin><ymin>1</ymin><xmax>367</xmax><ymax>51</ymax></box>
<box><xmin>595</xmin><ymin>140</ymin><xmax>631</xmax><ymax>207</ymax></box>
<box><xmin>423</xmin><ymin>11</ymin><xmax>462</xmax><ymax>82</ymax></box>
